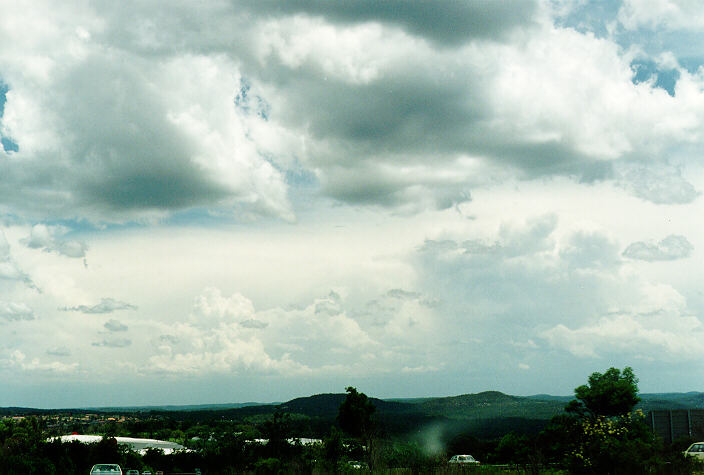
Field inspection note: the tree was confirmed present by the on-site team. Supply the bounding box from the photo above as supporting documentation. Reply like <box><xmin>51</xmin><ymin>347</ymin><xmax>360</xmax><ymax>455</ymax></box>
<box><xmin>567</xmin><ymin>366</ymin><xmax>640</xmax><ymax>418</ymax></box>
<box><xmin>543</xmin><ymin>367</ymin><xmax>663</xmax><ymax>473</ymax></box>
<box><xmin>337</xmin><ymin>387</ymin><xmax>375</xmax><ymax>439</ymax></box>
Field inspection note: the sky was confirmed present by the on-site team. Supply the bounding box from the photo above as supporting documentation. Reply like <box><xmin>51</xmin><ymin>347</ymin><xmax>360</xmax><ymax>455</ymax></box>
<box><xmin>1</xmin><ymin>0</ymin><xmax>704</xmax><ymax>408</ymax></box>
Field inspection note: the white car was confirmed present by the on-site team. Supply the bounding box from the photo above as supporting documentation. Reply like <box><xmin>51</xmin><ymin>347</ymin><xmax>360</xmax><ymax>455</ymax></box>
<box><xmin>684</xmin><ymin>442</ymin><xmax>704</xmax><ymax>460</ymax></box>
<box><xmin>449</xmin><ymin>454</ymin><xmax>480</xmax><ymax>465</ymax></box>
<box><xmin>90</xmin><ymin>464</ymin><xmax>123</xmax><ymax>475</ymax></box>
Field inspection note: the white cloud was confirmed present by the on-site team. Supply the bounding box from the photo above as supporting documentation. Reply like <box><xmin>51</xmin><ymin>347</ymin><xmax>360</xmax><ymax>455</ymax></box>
<box><xmin>92</xmin><ymin>337</ymin><xmax>132</xmax><ymax>348</ymax></box>
<box><xmin>619</xmin><ymin>0</ymin><xmax>704</xmax><ymax>30</ymax></box>
<box><xmin>23</xmin><ymin>224</ymin><xmax>87</xmax><ymax>258</ymax></box>
<box><xmin>104</xmin><ymin>319</ymin><xmax>128</xmax><ymax>332</ymax></box>
<box><xmin>60</xmin><ymin>298</ymin><xmax>137</xmax><ymax>314</ymax></box>
<box><xmin>623</xmin><ymin>234</ymin><xmax>693</xmax><ymax>261</ymax></box>
<box><xmin>0</xmin><ymin>301</ymin><xmax>34</xmax><ymax>321</ymax></box>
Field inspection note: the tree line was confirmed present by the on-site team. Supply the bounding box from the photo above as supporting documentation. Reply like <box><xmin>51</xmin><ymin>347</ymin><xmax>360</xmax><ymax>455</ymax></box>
<box><xmin>0</xmin><ymin>367</ymin><xmax>702</xmax><ymax>473</ymax></box>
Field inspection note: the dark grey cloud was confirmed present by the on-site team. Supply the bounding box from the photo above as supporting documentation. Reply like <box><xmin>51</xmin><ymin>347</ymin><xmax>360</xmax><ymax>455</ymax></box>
<box><xmin>104</xmin><ymin>319</ymin><xmax>128</xmax><ymax>332</ymax></box>
<box><xmin>92</xmin><ymin>337</ymin><xmax>132</xmax><ymax>348</ymax></box>
<box><xmin>247</xmin><ymin>0</ymin><xmax>539</xmax><ymax>46</ymax></box>
<box><xmin>0</xmin><ymin>301</ymin><xmax>34</xmax><ymax>322</ymax></box>
<box><xmin>60</xmin><ymin>298</ymin><xmax>137</xmax><ymax>314</ymax></box>
<box><xmin>623</xmin><ymin>234</ymin><xmax>693</xmax><ymax>261</ymax></box>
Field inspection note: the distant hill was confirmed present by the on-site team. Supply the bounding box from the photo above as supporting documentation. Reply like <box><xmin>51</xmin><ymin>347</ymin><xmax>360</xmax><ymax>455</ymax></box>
<box><xmin>4</xmin><ymin>391</ymin><xmax>704</xmax><ymax>437</ymax></box>
<box><xmin>86</xmin><ymin>402</ymin><xmax>275</xmax><ymax>412</ymax></box>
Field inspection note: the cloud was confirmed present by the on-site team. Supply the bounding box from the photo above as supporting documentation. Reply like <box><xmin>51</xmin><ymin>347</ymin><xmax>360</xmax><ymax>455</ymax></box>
<box><xmin>623</xmin><ymin>234</ymin><xmax>693</xmax><ymax>261</ymax></box>
<box><xmin>618</xmin><ymin>0</ymin><xmax>704</xmax><ymax>30</ymax></box>
<box><xmin>541</xmin><ymin>308</ymin><xmax>704</xmax><ymax>361</ymax></box>
<box><xmin>1</xmin><ymin>1</ymin><xmax>704</xmax><ymax>222</ymax></box>
<box><xmin>92</xmin><ymin>337</ymin><xmax>132</xmax><ymax>348</ymax></box>
<box><xmin>616</xmin><ymin>163</ymin><xmax>700</xmax><ymax>204</ymax></box>
<box><xmin>6</xmin><ymin>350</ymin><xmax>78</xmax><ymax>373</ymax></box>
<box><xmin>0</xmin><ymin>7</ymin><xmax>294</xmax><ymax>222</ymax></box>
<box><xmin>23</xmin><ymin>224</ymin><xmax>87</xmax><ymax>258</ymax></box>
<box><xmin>245</xmin><ymin>0</ymin><xmax>539</xmax><ymax>46</ymax></box>
<box><xmin>240</xmin><ymin>319</ymin><xmax>267</xmax><ymax>329</ymax></box>
<box><xmin>0</xmin><ymin>301</ymin><xmax>34</xmax><ymax>322</ymax></box>
<box><xmin>46</xmin><ymin>346</ymin><xmax>71</xmax><ymax>357</ymax></box>
<box><xmin>144</xmin><ymin>286</ymin><xmax>444</xmax><ymax>377</ymax></box>
<box><xmin>0</xmin><ymin>230</ymin><xmax>38</xmax><ymax>290</ymax></box>
<box><xmin>413</xmin><ymin>214</ymin><xmax>704</xmax><ymax>370</ymax></box>
<box><xmin>147</xmin><ymin>288</ymin><xmax>309</xmax><ymax>375</ymax></box>
<box><xmin>60</xmin><ymin>298</ymin><xmax>137</xmax><ymax>314</ymax></box>
<box><xmin>104</xmin><ymin>319</ymin><xmax>128</xmax><ymax>332</ymax></box>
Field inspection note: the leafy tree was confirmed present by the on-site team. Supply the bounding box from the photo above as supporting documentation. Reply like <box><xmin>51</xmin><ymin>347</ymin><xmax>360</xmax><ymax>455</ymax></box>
<box><xmin>337</xmin><ymin>387</ymin><xmax>375</xmax><ymax>439</ymax></box>
<box><xmin>567</xmin><ymin>366</ymin><xmax>640</xmax><ymax>417</ymax></box>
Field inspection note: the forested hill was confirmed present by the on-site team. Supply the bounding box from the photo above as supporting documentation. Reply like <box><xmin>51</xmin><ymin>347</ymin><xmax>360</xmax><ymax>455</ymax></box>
<box><xmin>3</xmin><ymin>391</ymin><xmax>704</xmax><ymax>421</ymax></box>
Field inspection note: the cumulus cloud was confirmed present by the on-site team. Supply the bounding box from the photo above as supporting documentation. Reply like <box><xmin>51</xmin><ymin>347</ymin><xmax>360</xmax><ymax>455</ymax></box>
<box><xmin>23</xmin><ymin>224</ymin><xmax>87</xmax><ymax>258</ymax></box>
<box><xmin>245</xmin><ymin>0</ymin><xmax>539</xmax><ymax>46</ymax></box>
<box><xmin>623</xmin><ymin>234</ymin><xmax>693</xmax><ymax>261</ymax></box>
<box><xmin>144</xmin><ymin>286</ymin><xmax>444</xmax><ymax>377</ymax></box>
<box><xmin>541</xmin><ymin>307</ymin><xmax>704</xmax><ymax>361</ymax></box>
<box><xmin>240</xmin><ymin>319</ymin><xmax>268</xmax><ymax>329</ymax></box>
<box><xmin>413</xmin><ymin>214</ymin><xmax>704</xmax><ymax>372</ymax></box>
<box><xmin>0</xmin><ymin>0</ymin><xmax>703</xmax><ymax>222</ymax></box>
<box><xmin>46</xmin><ymin>346</ymin><xmax>71</xmax><ymax>357</ymax></box>
<box><xmin>0</xmin><ymin>301</ymin><xmax>34</xmax><ymax>321</ymax></box>
<box><xmin>619</xmin><ymin>0</ymin><xmax>704</xmax><ymax>30</ymax></box>
<box><xmin>92</xmin><ymin>337</ymin><xmax>132</xmax><ymax>348</ymax></box>
<box><xmin>6</xmin><ymin>350</ymin><xmax>78</xmax><ymax>373</ymax></box>
<box><xmin>0</xmin><ymin>230</ymin><xmax>38</xmax><ymax>290</ymax></box>
<box><xmin>60</xmin><ymin>298</ymin><xmax>137</xmax><ymax>314</ymax></box>
<box><xmin>616</xmin><ymin>163</ymin><xmax>700</xmax><ymax>204</ymax></box>
<box><xmin>147</xmin><ymin>288</ymin><xmax>308</xmax><ymax>375</ymax></box>
<box><xmin>104</xmin><ymin>319</ymin><xmax>128</xmax><ymax>332</ymax></box>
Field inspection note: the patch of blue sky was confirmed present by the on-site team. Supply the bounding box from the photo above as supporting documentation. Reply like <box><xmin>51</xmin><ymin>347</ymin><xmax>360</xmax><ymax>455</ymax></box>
<box><xmin>630</xmin><ymin>58</ymin><xmax>680</xmax><ymax>96</ymax></box>
<box><xmin>0</xmin><ymin>80</ymin><xmax>18</xmax><ymax>152</ymax></box>
<box><xmin>234</xmin><ymin>77</ymin><xmax>270</xmax><ymax>121</ymax></box>
<box><xmin>1</xmin><ymin>137</ymin><xmax>18</xmax><ymax>152</ymax></box>
<box><xmin>164</xmin><ymin>207</ymin><xmax>242</xmax><ymax>227</ymax></box>
<box><xmin>554</xmin><ymin>0</ymin><xmax>621</xmax><ymax>38</ymax></box>
<box><xmin>0</xmin><ymin>81</ymin><xmax>7</xmax><ymax>116</ymax></box>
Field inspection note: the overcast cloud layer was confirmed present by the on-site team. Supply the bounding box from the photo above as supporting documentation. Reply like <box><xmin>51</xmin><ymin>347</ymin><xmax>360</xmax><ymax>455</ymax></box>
<box><xmin>1</xmin><ymin>0</ymin><xmax>704</xmax><ymax>407</ymax></box>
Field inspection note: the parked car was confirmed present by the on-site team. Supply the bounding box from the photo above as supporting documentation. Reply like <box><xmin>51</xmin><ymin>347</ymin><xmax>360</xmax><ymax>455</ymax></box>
<box><xmin>684</xmin><ymin>442</ymin><xmax>704</xmax><ymax>460</ymax></box>
<box><xmin>90</xmin><ymin>465</ymin><xmax>123</xmax><ymax>475</ymax></box>
<box><xmin>449</xmin><ymin>454</ymin><xmax>480</xmax><ymax>465</ymax></box>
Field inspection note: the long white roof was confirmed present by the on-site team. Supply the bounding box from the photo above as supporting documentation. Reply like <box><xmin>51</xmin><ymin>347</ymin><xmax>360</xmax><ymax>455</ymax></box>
<box><xmin>49</xmin><ymin>435</ymin><xmax>186</xmax><ymax>455</ymax></box>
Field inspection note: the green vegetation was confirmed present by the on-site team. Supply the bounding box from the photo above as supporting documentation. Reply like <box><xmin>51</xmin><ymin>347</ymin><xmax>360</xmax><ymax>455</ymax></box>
<box><xmin>0</xmin><ymin>369</ymin><xmax>703</xmax><ymax>473</ymax></box>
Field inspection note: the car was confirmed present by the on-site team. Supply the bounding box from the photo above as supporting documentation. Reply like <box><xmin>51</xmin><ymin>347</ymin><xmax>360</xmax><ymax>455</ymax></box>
<box><xmin>90</xmin><ymin>465</ymin><xmax>123</xmax><ymax>475</ymax></box>
<box><xmin>684</xmin><ymin>442</ymin><xmax>704</xmax><ymax>460</ymax></box>
<box><xmin>449</xmin><ymin>454</ymin><xmax>480</xmax><ymax>465</ymax></box>
<box><xmin>126</xmin><ymin>471</ymin><xmax>139</xmax><ymax>475</ymax></box>
<box><xmin>346</xmin><ymin>460</ymin><xmax>369</xmax><ymax>470</ymax></box>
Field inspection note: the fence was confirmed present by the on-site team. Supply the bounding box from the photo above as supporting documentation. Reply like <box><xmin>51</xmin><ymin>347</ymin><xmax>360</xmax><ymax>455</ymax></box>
<box><xmin>648</xmin><ymin>410</ymin><xmax>704</xmax><ymax>444</ymax></box>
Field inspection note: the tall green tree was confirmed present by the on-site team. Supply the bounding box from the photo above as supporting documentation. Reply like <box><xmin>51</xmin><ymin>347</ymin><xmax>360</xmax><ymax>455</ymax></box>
<box><xmin>567</xmin><ymin>366</ymin><xmax>640</xmax><ymax>417</ymax></box>
<box><xmin>337</xmin><ymin>387</ymin><xmax>375</xmax><ymax>439</ymax></box>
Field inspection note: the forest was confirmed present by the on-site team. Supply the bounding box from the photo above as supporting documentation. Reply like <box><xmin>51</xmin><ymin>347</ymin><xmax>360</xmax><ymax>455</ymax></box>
<box><xmin>1</xmin><ymin>368</ymin><xmax>703</xmax><ymax>474</ymax></box>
